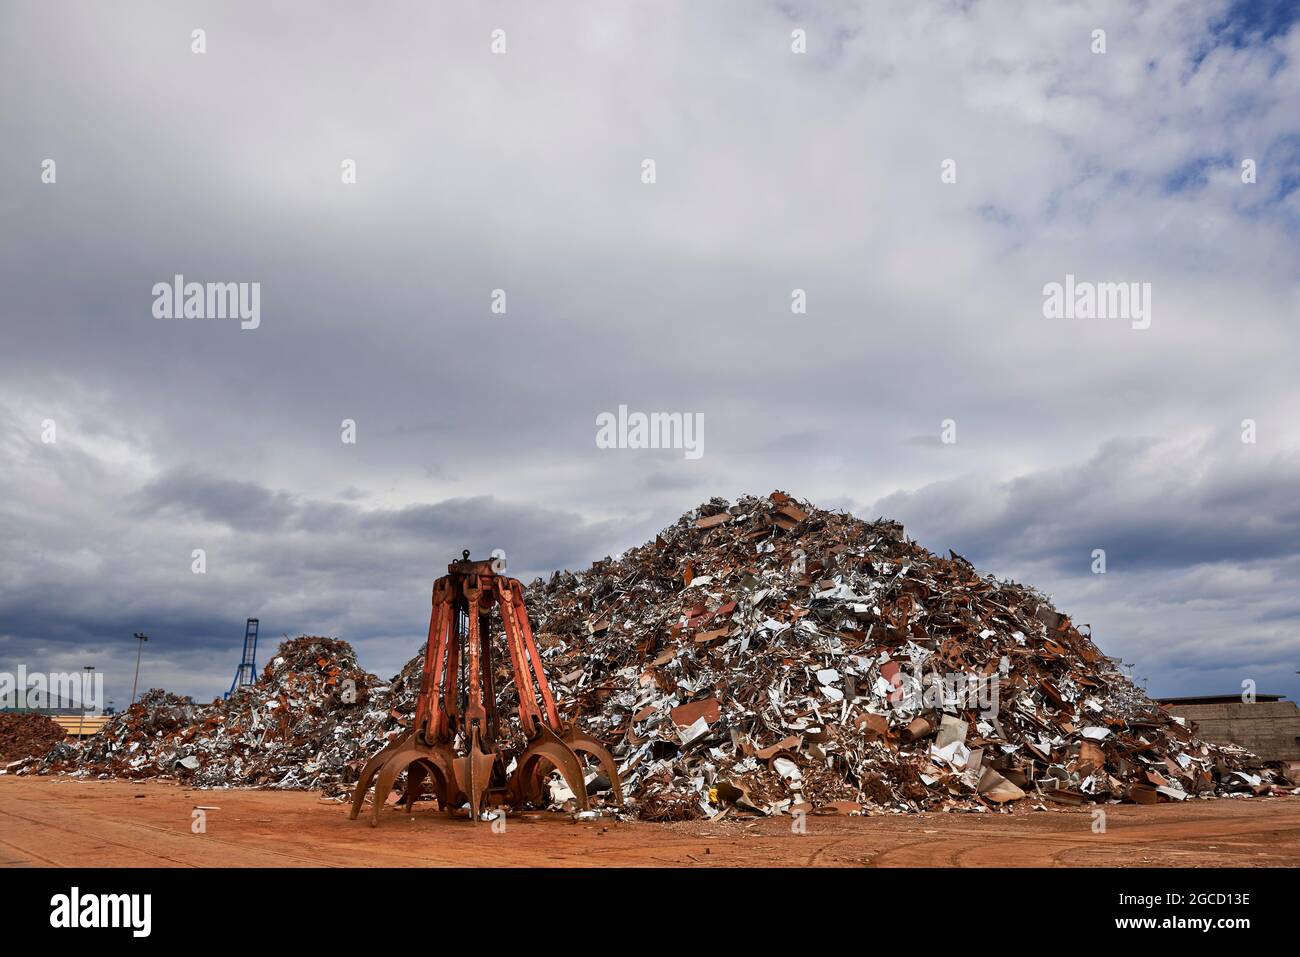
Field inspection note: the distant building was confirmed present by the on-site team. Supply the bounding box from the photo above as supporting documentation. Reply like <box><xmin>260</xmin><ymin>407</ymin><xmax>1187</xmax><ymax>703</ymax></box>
<box><xmin>1158</xmin><ymin>694</ymin><xmax>1300</xmax><ymax>761</ymax></box>
<box><xmin>1</xmin><ymin>688</ymin><xmax>89</xmax><ymax>715</ymax></box>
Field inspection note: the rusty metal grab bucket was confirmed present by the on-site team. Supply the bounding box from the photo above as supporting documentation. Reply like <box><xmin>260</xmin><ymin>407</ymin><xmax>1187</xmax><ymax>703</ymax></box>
<box><xmin>349</xmin><ymin>552</ymin><xmax>622</xmax><ymax>825</ymax></box>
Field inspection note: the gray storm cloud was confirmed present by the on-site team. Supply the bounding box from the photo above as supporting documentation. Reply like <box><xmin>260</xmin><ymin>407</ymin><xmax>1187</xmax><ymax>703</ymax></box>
<box><xmin>2</xmin><ymin>0</ymin><xmax>1298</xmax><ymax>705</ymax></box>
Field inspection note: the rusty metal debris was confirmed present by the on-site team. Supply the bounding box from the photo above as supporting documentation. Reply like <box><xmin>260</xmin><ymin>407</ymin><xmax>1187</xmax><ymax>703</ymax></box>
<box><xmin>25</xmin><ymin>640</ymin><xmax>384</xmax><ymax>790</ymax></box>
<box><xmin>13</xmin><ymin>492</ymin><xmax>1294</xmax><ymax>821</ymax></box>
<box><xmin>0</xmin><ymin>712</ymin><xmax>66</xmax><ymax>767</ymax></box>
<box><xmin>518</xmin><ymin>491</ymin><xmax>1293</xmax><ymax>818</ymax></box>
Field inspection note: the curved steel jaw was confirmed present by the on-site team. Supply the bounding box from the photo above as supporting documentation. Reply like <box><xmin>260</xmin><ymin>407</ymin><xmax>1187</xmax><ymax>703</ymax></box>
<box><xmin>505</xmin><ymin>723</ymin><xmax>623</xmax><ymax>810</ymax></box>
<box><xmin>561</xmin><ymin>724</ymin><xmax>624</xmax><ymax>805</ymax></box>
<box><xmin>348</xmin><ymin>732</ymin><xmax>460</xmax><ymax>826</ymax></box>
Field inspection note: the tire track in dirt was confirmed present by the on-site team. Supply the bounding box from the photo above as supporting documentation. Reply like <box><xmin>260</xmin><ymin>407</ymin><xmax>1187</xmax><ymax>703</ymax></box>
<box><xmin>0</xmin><ymin>834</ymin><xmax>60</xmax><ymax>866</ymax></box>
<box><xmin>0</xmin><ymin>806</ymin><xmax>197</xmax><ymax>867</ymax></box>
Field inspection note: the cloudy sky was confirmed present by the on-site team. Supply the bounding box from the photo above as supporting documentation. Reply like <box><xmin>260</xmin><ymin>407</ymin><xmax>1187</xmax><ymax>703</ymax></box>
<box><xmin>2</xmin><ymin>1</ymin><xmax>1298</xmax><ymax>709</ymax></box>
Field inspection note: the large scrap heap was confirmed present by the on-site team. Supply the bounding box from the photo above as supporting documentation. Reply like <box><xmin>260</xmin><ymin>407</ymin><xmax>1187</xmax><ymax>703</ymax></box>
<box><xmin>522</xmin><ymin>491</ymin><xmax>1285</xmax><ymax>818</ymax></box>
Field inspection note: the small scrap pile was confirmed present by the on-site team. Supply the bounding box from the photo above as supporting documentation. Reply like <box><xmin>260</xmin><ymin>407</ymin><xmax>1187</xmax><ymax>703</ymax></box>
<box><xmin>0</xmin><ymin>712</ymin><xmax>66</xmax><ymax>766</ymax></box>
<box><xmin>29</xmin><ymin>638</ymin><xmax>386</xmax><ymax>790</ymax></box>
<box><xmin>518</xmin><ymin>491</ymin><xmax>1292</xmax><ymax>819</ymax></box>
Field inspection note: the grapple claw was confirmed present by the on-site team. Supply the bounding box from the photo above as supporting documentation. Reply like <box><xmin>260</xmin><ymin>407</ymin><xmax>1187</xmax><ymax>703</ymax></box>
<box><xmin>349</xmin><ymin>551</ymin><xmax>623</xmax><ymax>837</ymax></box>
<box><xmin>350</xmin><ymin>734</ymin><xmax>458</xmax><ymax>825</ymax></box>
<box><xmin>402</xmin><ymin>761</ymin><xmax>427</xmax><ymax>813</ymax></box>
<box><xmin>370</xmin><ymin>747</ymin><xmax>429</xmax><ymax>827</ymax></box>
<box><xmin>510</xmin><ymin>724</ymin><xmax>593</xmax><ymax>810</ymax></box>
<box><xmin>452</xmin><ymin>727</ymin><xmax>499</xmax><ymax>823</ymax></box>
<box><xmin>348</xmin><ymin>731</ymin><xmax>411</xmax><ymax>820</ymax></box>
<box><xmin>562</xmin><ymin>724</ymin><xmax>625</xmax><ymax>804</ymax></box>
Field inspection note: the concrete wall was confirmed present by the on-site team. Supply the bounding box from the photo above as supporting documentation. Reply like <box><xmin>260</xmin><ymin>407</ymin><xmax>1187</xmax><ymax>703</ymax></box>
<box><xmin>1166</xmin><ymin>701</ymin><xmax>1300</xmax><ymax>761</ymax></box>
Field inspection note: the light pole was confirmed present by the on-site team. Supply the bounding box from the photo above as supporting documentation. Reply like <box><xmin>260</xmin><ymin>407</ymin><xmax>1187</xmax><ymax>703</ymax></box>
<box><xmin>131</xmin><ymin>633</ymin><xmax>149</xmax><ymax>707</ymax></box>
<box><xmin>79</xmin><ymin>665</ymin><xmax>93</xmax><ymax>738</ymax></box>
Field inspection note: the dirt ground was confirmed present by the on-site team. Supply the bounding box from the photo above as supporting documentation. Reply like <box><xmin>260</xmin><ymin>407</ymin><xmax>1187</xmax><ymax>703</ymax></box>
<box><xmin>1</xmin><ymin>775</ymin><xmax>1298</xmax><ymax>867</ymax></box>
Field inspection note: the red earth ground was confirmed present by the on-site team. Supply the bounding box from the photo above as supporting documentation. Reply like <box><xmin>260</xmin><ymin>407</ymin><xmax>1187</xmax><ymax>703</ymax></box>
<box><xmin>1</xmin><ymin>776</ymin><xmax>1297</xmax><ymax>867</ymax></box>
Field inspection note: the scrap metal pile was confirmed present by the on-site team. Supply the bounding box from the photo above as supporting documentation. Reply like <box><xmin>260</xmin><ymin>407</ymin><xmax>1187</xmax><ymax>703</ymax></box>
<box><xmin>11</xmin><ymin>491</ymin><xmax>1292</xmax><ymax>819</ymax></box>
<box><xmin>0</xmin><ymin>712</ymin><xmax>66</xmax><ymax>765</ymax></box>
<box><xmin>28</xmin><ymin>638</ymin><xmax>386</xmax><ymax>790</ymax></box>
<box><xmin>517</xmin><ymin>491</ymin><xmax>1291</xmax><ymax>818</ymax></box>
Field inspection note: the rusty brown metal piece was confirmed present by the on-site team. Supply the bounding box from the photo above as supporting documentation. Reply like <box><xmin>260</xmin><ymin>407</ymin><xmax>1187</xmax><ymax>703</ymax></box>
<box><xmin>350</xmin><ymin>551</ymin><xmax>622</xmax><ymax>826</ymax></box>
